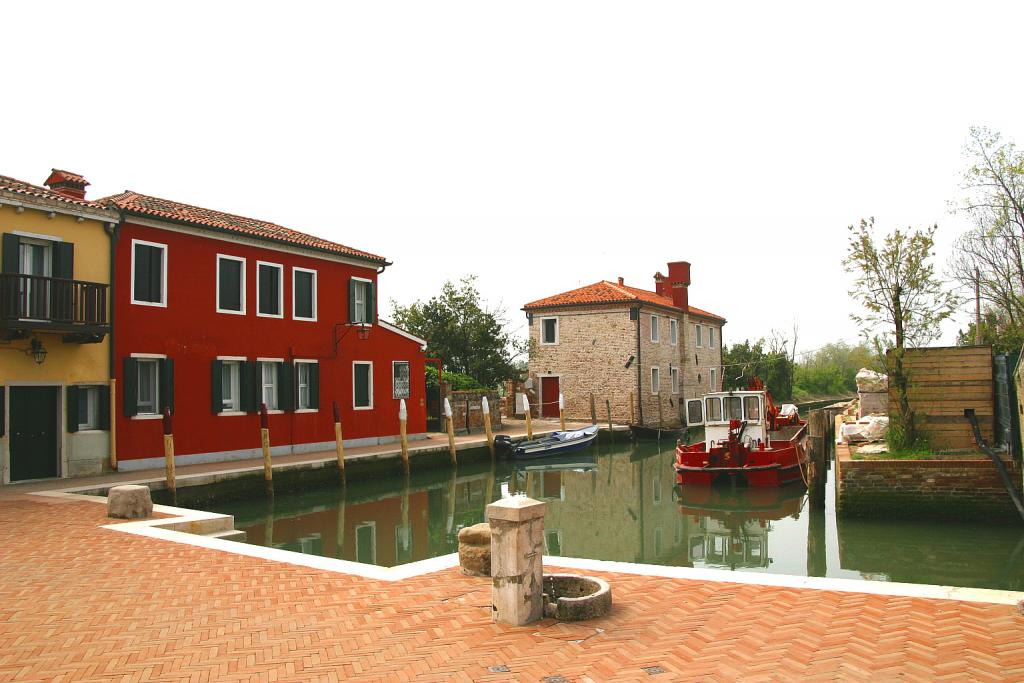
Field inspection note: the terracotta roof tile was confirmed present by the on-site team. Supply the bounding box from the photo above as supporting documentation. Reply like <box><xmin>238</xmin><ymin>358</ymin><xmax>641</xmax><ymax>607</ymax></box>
<box><xmin>0</xmin><ymin>173</ymin><xmax>108</xmax><ymax>211</ymax></box>
<box><xmin>45</xmin><ymin>169</ymin><xmax>89</xmax><ymax>187</ymax></box>
<box><xmin>101</xmin><ymin>191</ymin><xmax>387</xmax><ymax>264</ymax></box>
<box><xmin>524</xmin><ymin>280</ymin><xmax>726</xmax><ymax>322</ymax></box>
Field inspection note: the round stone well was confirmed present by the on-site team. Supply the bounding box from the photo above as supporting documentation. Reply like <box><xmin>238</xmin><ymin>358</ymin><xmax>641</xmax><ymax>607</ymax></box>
<box><xmin>542</xmin><ymin>573</ymin><xmax>612</xmax><ymax>621</ymax></box>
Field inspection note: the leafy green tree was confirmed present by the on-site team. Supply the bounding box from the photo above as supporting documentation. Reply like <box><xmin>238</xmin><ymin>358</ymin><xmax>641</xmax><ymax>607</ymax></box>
<box><xmin>722</xmin><ymin>338</ymin><xmax>794</xmax><ymax>401</ymax></box>
<box><xmin>392</xmin><ymin>276</ymin><xmax>526</xmax><ymax>388</ymax></box>
<box><xmin>843</xmin><ymin>218</ymin><xmax>958</xmax><ymax>447</ymax></box>
<box><xmin>793</xmin><ymin>342</ymin><xmax>876</xmax><ymax>401</ymax></box>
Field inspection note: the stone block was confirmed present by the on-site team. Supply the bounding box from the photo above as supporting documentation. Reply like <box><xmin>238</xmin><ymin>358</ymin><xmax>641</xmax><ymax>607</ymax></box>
<box><xmin>107</xmin><ymin>485</ymin><xmax>153</xmax><ymax>519</ymax></box>
<box><xmin>458</xmin><ymin>523</ymin><xmax>491</xmax><ymax>576</ymax></box>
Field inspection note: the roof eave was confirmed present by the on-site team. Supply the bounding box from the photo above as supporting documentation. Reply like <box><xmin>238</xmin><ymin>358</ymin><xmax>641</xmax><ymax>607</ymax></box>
<box><xmin>0</xmin><ymin>190</ymin><xmax>119</xmax><ymax>223</ymax></box>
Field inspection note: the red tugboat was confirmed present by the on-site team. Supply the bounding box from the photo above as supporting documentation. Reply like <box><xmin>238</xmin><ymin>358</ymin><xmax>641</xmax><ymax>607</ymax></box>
<box><xmin>675</xmin><ymin>379</ymin><xmax>808</xmax><ymax>487</ymax></box>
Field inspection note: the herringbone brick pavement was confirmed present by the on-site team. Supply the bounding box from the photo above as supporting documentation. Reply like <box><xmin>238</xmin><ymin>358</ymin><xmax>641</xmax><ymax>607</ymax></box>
<box><xmin>0</xmin><ymin>496</ymin><xmax>1021</xmax><ymax>682</ymax></box>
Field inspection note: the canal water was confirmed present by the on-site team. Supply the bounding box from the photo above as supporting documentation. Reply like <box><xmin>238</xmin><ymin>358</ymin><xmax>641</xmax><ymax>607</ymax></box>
<box><xmin>203</xmin><ymin>440</ymin><xmax>1024</xmax><ymax>591</ymax></box>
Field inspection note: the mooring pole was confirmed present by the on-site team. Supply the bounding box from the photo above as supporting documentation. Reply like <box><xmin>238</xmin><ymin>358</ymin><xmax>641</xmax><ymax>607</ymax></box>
<box><xmin>332</xmin><ymin>401</ymin><xmax>346</xmax><ymax>485</ymax></box>
<box><xmin>162</xmin><ymin>407</ymin><xmax>176</xmax><ymax>506</ymax></box>
<box><xmin>523</xmin><ymin>394</ymin><xmax>533</xmax><ymax>440</ymax></box>
<box><xmin>558</xmin><ymin>393</ymin><xmax>566</xmax><ymax>431</ymax></box>
<box><xmin>445</xmin><ymin>398</ymin><xmax>458</xmax><ymax>466</ymax></box>
<box><xmin>482</xmin><ymin>395</ymin><xmax>495</xmax><ymax>459</ymax></box>
<box><xmin>260</xmin><ymin>403</ymin><xmax>274</xmax><ymax>498</ymax></box>
<box><xmin>399</xmin><ymin>398</ymin><xmax>410</xmax><ymax>474</ymax></box>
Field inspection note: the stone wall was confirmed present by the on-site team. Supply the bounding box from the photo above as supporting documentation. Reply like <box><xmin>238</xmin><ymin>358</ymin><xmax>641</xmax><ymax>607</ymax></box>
<box><xmin>527</xmin><ymin>306</ymin><xmax>723</xmax><ymax>426</ymax></box>
<box><xmin>835</xmin><ymin>444</ymin><xmax>1023</xmax><ymax>522</ymax></box>
<box><xmin>682</xmin><ymin>313</ymin><xmax>724</xmax><ymax>403</ymax></box>
<box><xmin>447</xmin><ymin>390</ymin><xmax>502</xmax><ymax>435</ymax></box>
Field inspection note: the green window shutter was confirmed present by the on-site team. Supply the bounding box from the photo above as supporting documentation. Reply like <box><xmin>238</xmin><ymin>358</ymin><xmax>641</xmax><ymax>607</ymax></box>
<box><xmin>123</xmin><ymin>358</ymin><xmax>139</xmax><ymax>417</ymax></box>
<box><xmin>310</xmin><ymin>363</ymin><xmax>320</xmax><ymax>410</ymax></box>
<box><xmin>348</xmin><ymin>279</ymin><xmax>357</xmax><ymax>323</ymax></box>
<box><xmin>0</xmin><ymin>386</ymin><xmax>4</xmax><ymax>437</ymax></box>
<box><xmin>211</xmin><ymin>360</ymin><xmax>224</xmax><ymax>414</ymax></box>
<box><xmin>160</xmin><ymin>358</ymin><xmax>175</xmax><ymax>415</ymax></box>
<box><xmin>278</xmin><ymin>361</ymin><xmax>295</xmax><ymax>411</ymax></box>
<box><xmin>149</xmin><ymin>246</ymin><xmax>162</xmax><ymax>302</ymax></box>
<box><xmin>98</xmin><ymin>384</ymin><xmax>111</xmax><ymax>430</ymax></box>
<box><xmin>367</xmin><ymin>281</ymin><xmax>376</xmax><ymax>324</ymax></box>
<box><xmin>1</xmin><ymin>234</ymin><xmax>19</xmax><ymax>274</ymax></box>
<box><xmin>54</xmin><ymin>242</ymin><xmax>74</xmax><ymax>280</ymax></box>
<box><xmin>240</xmin><ymin>361</ymin><xmax>255</xmax><ymax>413</ymax></box>
<box><xmin>354</xmin><ymin>364</ymin><xmax>370</xmax><ymax>408</ymax></box>
<box><xmin>66</xmin><ymin>386</ymin><xmax>80</xmax><ymax>433</ymax></box>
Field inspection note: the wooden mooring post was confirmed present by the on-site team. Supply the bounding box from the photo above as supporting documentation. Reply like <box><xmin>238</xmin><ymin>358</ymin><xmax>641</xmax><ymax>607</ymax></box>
<box><xmin>523</xmin><ymin>394</ymin><xmax>533</xmax><ymax>440</ymax></box>
<box><xmin>332</xmin><ymin>401</ymin><xmax>346</xmax><ymax>484</ymax></box>
<box><xmin>162</xmin><ymin>407</ymin><xmax>176</xmax><ymax>506</ymax></box>
<box><xmin>558</xmin><ymin>393</ymin><xmax>566</xmax><ymax>432</ymax></box>
<box><xmin>482</xmin><ymin>396</ymin><xmax>495</xmax><ymax>459</ymax></box>
<box><xmin>807</xmin><ymin>409</ymin><xmax>827</xmax><ymax>508</ymax></box>
<box><xmin>399</xmin><ymin>398</ymin><xmax>410</xmax><ymax>474</ymax></box>
<box><xmin>444</xmin><ymin>398</ymin><xmax>458</xmax><ymax>466</ymax></box>
<box><xmin>260</xmin><ymin>403</ymin><xmax>274</xmax><ymax>498</ymax></box>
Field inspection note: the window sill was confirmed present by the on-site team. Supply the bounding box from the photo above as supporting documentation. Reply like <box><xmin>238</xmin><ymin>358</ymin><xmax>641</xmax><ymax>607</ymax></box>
<box><xmin>73</xmin><ymin>428</ymin><xmax>106</xmax><ymax>434</ymax></box>
<box><xmin>293</xmin><ymin>316</ymin><xmax>317</xmax><ymax>323</ymax></box>
<box><xmin>130</xmin><ymin>299</ymin><xmax>167</xmax><ymax>308</ymax></box>
<box><xmin>256</xmin><ymin>312</ymin><xmax>284</xmax><ymax>319</ymax></box>
<box><xmin>217</xmin><ymin>411</ymin><xmax>247</xmax><ymax>417</ymax></box>
<box><xmin>353</xmin><ymin>406</ymin><xmax>374</xmax><ymax>411</ymax></box>
<box><xmin>294</xmin><ymin>408</ymin><xmax>318</xmax><ymax>414</ymax></box>
<box><xmin>216</xmin><ymin>308</ymin><xmax>246</xmax><ymax>316</ymax></box>
<box><xmin>131</xmin><ymin>414</ymin><xmax>163</xmax><ymax>421</ymax></box>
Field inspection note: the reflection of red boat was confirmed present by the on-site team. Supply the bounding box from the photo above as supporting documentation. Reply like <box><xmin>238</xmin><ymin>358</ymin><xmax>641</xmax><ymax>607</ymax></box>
<box><xmin>675</xmin><ymin>379</ymin><xmax>808</xmax><ymax>487</ymax></box>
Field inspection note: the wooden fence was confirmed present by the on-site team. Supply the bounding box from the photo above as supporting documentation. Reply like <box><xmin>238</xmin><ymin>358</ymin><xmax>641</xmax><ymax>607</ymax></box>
<box><xmin>888</xmin><ymin>345</ymin><xmax>994</xmax><ymax>450</ymax></box>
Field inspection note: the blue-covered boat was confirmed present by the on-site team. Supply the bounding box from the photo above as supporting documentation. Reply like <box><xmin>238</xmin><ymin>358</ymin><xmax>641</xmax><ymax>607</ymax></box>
<box><xmin>494</xmin><ymin>425</ymin><xmax>599</xmax><ymax>460</ymax></box>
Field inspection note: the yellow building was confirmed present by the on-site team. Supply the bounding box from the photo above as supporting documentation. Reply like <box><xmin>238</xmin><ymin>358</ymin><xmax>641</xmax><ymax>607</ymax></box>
<box><xmin>0</xmin><ymin>170</ymin><xmax>119</xmax><ymax>482</ymax></box>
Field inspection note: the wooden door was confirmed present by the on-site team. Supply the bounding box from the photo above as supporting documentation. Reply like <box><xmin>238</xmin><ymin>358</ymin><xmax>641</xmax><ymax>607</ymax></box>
<box><xmin>10</xmin><ymin>386</ymin><xmax>60</xmax><ymax>481</ymax></box>
<box><xmin>540</xmin><ymin>376</ymin><xmax>560</xmax><ymax>418</ymax></box>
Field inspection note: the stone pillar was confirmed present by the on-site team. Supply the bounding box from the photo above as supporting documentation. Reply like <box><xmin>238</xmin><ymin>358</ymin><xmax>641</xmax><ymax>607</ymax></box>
<box><xmin>487</xmin><ymin>496</ymin><xmax>546</xmax><ymax>626</ymax></box>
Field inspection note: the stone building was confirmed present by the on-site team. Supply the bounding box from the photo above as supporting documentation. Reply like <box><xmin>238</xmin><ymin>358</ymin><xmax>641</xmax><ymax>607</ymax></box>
<box><xmin>523</xmin><ymin>261</ymin><xmax>725</xmax><ymax>426</ymax></box>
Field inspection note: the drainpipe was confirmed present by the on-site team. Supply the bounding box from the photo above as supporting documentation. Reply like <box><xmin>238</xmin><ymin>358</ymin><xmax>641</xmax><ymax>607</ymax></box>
<box><xmin>634</xmin><ymin>306</ymin><xmax>643</xmax><ymax>425</ymax></box>
<box><xmin>104</xmin><ymin>218</ymin><xmax>122</xmax><ymax>470</ymax></box>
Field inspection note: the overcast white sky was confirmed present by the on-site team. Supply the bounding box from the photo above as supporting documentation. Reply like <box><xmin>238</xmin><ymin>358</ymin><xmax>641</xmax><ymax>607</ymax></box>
<box><xmin>4</xmin><ymin>2</ymin><xmax>1022</xmax><ymax>358</ymax></box>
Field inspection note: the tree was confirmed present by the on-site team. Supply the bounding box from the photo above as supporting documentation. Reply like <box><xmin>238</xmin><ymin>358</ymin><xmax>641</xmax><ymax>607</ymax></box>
<box><xmin>793</xmin><ymin>341</ymin><xmax>876</xmax><ymax>401</ymax></box>
<box><xmin>722</xmin><ymin>337</ymin><xmax>794</xmax><ymax>401</ymax></box>
<box><xmin>392</xmin><ymin>276</ymin><xmax>526</xmax><ymax>388</ymax></box>
<box><xmin>843</xmin><ymin>218</ymin><xmax>958</xmax><ymax>447</ymax></box>
<box><xmin>950</xmin><ymin>127</ymin><xmax>1024</xmax><ymax>351</ymax></box>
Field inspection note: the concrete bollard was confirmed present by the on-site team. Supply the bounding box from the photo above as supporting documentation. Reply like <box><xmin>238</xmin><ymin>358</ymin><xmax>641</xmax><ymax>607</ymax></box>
<box><xmin>107</xmin><ymin>484</ymin><xmax>153</xmax><ymax>519</ymax></box>
<box><xmin>487</xmin><ymin>496</ymin><xmax>547</xmax><ymax>626</ymax></box>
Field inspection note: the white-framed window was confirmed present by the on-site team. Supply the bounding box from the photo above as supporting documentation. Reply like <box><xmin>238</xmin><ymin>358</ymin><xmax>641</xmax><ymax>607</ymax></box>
<box><xmin>651</xmin><ymin>366</ymin><xmax>661</xmax><ymax>394</ymax></box>
<box><xmin>670</xmin><ymin>366</ymin><xmax>679</xmax><ymax>394</ymax></box>
<box><xmin>256</xmin><ymin>261</ymin><xmax>284</xmax><ymax>318</ymax></box>
<box><xmin>296</xmin><ymin>360</ymin><xmax>317</xmax><ymax>410</ymax></box>
<box><xmin>350</xmin><ymin>277</ymin><xmax>373</xmax><ymax>324</ymax></box>
<box><xmin>355</xmin><ymin>522</ymin><xmax>377</xmax><ymax>564</ymax></box>
<box><xmin>131</xmin><ymin>239</ymin><xmax>167</xmax><ymax>307</ymax></box>
<box><xmin>540</xmin><ymin>317</ymin><xmax>558</xmax><ymax>345</ymax></box>
<box><xmin>353</xmin><ymin>361</ymin><xmax>373</xmax><ymax>410</ymax></box>
<box><xmin>392</xmin><ymin>361</ymin><xmax>410</xmax><ymax>399</ymax></box>
<box><xmin>77</xmin><ymin>386</ymin><xmax>100</xmax><ymax>430</ymax></box>
<box><xmin>216</xmin><ymin>254</ymin><xmax>246</xmax><ymax>314</ymax></box>
<box><xmin>670</xmin><ymin>319</ymin><xmax>678</xmax><ymax>345</ymax></box>
<box><xmin>710</xmin><ymin>367</ymin><xmax>717</xmax><ymax>391</ymax></box>
<box><xmin>653</xmin><ymin>475</ymin><xmax>662</xmax><ymax>505</ymax></box>
<box><xmin>695</xmin><ymin>324</ymin><xmax>703</xmax><ymax>348</ymax></box>
<box><xmin>545</xmin><ymin>529</ymin><xmax>563</xmax><ymax>555</ymax></box>
<box><xmin>292</xmin><ymin>267</ymin><xmax>317</xmax><ymax>321</ymax></box>
<box><xmin>260</xmin><ymin>360</ymin><xmax>279</xmax><ymax>410</ymax></box>
<box><xmin>220</xmin><ymin>359</ymin><xmax>243</xmax><ymax>412</ymax></box>
<box><xmin>708</xmin><ymin>326</ymin><xmax>715</xmax><ymax>348</ymax></box>
<box><xmin>651</xmin><ymin>314</ymin><xmax>659</xmax><ymax>342</ymax></box>
<box><xmin>136</xmin><ymin>358</ymin><xmax>160</xmax><ymax>415</ymax></box>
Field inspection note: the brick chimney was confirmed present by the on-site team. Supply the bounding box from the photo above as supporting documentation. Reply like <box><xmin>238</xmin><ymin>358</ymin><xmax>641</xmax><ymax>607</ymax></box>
<box><xmin>666</xmin><ymin>261</ymin><xmax>690</xmax><ymax>311</ymax></box>
<box><xmin>653</xmin><ymin>271</ymin><xmax>665</xmax><ymax>297</ymax></box>
<box><xmin>44</xmin><ymin>169</ymin><xmax>89</xmax><ymax>200</ymax></box>
<box><xmin>617</xmin><ymin>276</ymin><xmax>624</xmax><ymax>286</ymax></box>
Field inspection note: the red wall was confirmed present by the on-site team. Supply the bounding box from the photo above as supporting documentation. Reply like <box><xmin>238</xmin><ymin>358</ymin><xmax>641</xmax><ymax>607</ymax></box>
<box><xmin>114</xmin><ymin>221</ymin><xmax>426</xmax><ymax>463</ymax></box>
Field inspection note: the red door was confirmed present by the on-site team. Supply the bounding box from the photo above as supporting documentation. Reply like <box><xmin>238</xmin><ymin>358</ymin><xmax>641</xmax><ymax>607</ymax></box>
<box><xmin>540</xmin><ymin>376</ymin><xmax>560</xmax><ymax>418</ymax></box>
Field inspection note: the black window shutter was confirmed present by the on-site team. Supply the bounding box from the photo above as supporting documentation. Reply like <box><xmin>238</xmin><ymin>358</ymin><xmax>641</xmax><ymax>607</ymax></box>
<box><xmin>133</xmin><ymin>244</ymin><xmax>150</xmax><ymax>301</ymax></box>
<box><xmin>66</xmin><ymin>386</ymin><xmax>80</xmax><ymax>433</ymax></box>
<box><xmin>54</xmin><ymin>242</ymin><xmax>74</xmax><ymax>279</ymax></box>
<box><xmin>367</xmin><ymin>282</ymin><xmax>376</xmax><ymax>323</ymax></box>
<box><xmin>123</xmin><ymin>358</ymin><xmax>139</xmax><ymax>417</ymax></box>
<box><xmin>278</xmin><ymin>361</ymin><xmax>295</xmax><ymax>411</ymax></box>
<box><xmin>98</xmin><ymin>384</ymin><xmax>111</xmax><ymax>430</ymax></box>
<box><xmin>240</xmin><ymin>361</ymin><xmax>255</xmax><ymax>413</ymax></box>
<box><xmin>160</xmin><ymin>358</ymin><xmax>175</xmax><ymax>414</ymax></box>
<box><xmin>211</xmin><ymin>360</ymin><xmax>224</xmax><ymax>414</ymax></box>
<box><xmin>348</xmin><ymin>279</ymin><xmax>357</xmax><ymax>323</ymax></box>
<box><xmin>1</xmin><ymin>234</ymin><xmax>19</xmax><ymax>274</ymax></box>
<box><xmin>310</xmin><ymin>363</ymin><xmax>320</xmax><ymax>410</ymax></box>
<box><xmin>0</xmin><ymin>386</ymin><xmax>4</xmax><ymax>437</ymax></box>
<box><xmin>149</xmin><ymin>246</ymin><xmax>162</xmax><ymax>302</ymax></box>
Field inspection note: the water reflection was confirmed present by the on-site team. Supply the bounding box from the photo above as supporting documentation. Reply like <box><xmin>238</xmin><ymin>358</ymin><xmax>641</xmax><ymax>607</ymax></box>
<box><xmin>208</xmin><ymin>440</ymin><xmax>1024</xmax><ymax>591</ymax></box>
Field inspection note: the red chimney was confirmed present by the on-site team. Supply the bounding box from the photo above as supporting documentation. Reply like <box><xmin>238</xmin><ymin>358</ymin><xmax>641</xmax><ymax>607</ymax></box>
<box><xmin>666</xmin><ymin>261</ymin><xmax>690</xmax><ymax>312</ymax></box>
<box><xmin>653</xmin><ymin>271</ymin><xmax>665</xmax><ymax>297</ymax></box>
<box><xmin>43</xmin><ymin>169</ymin><xmax>89</xmax><ymax>200</ymax></box>
<box><xmin>617</xmin><ymin>276</ymin><xmax>624</xmax><ymax>286</ymax></box>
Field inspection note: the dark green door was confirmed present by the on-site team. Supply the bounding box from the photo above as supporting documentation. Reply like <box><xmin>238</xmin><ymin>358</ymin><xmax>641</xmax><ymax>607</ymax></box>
<box><xmin>10</xmin><ymin>386</ymin><xmax>60</xmax><ymax>481</ymax></box>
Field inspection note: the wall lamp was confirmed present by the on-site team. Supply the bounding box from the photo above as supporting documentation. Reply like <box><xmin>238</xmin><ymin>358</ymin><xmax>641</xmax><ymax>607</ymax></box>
<box><xmin>27</xmin><ymin>338</ymin><xmax>47</xmax><ymax>365</ymax></box>
<box><xmin>333</xmin><ymin>323</ymin><xmax>371</xmax><ymax>353</ymax></box>
<box><xmin>625</xmin><ymin>355</ymin><xmax>635</xmax><ymax>369</ymax></box>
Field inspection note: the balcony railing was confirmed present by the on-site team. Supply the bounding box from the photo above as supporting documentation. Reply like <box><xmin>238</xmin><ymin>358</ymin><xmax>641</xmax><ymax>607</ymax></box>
<box><xmin>0</xmin><ymin>273</ymin><xmax>109</xmax><ymax>328</ymax></box>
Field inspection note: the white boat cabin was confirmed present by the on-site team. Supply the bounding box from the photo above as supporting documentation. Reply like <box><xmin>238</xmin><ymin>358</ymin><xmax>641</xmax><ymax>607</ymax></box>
<box><xmin>685</xmin><ymin>390</ymin><xmax>768</xmax><ymax>449</ymax></box>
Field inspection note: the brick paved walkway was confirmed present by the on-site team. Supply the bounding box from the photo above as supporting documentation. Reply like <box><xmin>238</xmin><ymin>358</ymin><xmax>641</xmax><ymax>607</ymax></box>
<box><xmin>1</xmin><ymin>497</ymin><xmax>1022</xmax><ymax>682</ymax></box>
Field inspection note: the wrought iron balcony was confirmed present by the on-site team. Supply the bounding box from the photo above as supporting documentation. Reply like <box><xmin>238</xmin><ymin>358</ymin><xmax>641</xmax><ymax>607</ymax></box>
<box><xmin>0</xmin><ymin>273</ymin><xmax>109</xmax><ymax>343</ymax></box>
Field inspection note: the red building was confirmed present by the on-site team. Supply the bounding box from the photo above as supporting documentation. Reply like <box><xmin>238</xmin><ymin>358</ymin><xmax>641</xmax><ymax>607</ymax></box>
<box><xmin>104</xmin><ymin>190</ymin><xmax>427</xmax><ymax>470</ymax></box>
